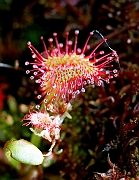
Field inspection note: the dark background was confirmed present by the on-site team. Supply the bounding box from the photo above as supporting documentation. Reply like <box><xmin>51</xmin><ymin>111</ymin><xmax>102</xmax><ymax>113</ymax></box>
<box><xmin>0</xmin><ymin>0</ymin><xmax>139</xmax><ymax>179</ymax></box>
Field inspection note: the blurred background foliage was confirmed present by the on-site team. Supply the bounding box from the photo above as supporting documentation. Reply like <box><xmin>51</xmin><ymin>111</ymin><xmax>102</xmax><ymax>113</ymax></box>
<box><xmin>0</xmin><ymin>0</ymin><xmax>139</xmax><ymax>179</ymax></box>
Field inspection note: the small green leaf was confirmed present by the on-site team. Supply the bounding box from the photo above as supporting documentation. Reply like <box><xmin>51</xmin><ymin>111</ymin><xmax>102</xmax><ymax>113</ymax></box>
<box><xmin>4</xmin><ymin>139</ymin><xmax>44</xmax><ymax>165</ymax></box>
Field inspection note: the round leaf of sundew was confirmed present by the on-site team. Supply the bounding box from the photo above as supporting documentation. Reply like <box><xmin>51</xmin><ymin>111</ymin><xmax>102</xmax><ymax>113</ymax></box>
<box><xmin>4</xmin><ymin>139</ymin><xmax>44</xmax><ymax>165</ymax></box>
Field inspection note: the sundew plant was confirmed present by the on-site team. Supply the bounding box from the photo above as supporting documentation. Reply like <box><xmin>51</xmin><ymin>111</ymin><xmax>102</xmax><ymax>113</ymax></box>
<box><xmin>3</xmin><ymin>29</ymin><xmax>119</xmax><ymax>177</ymax></box>
<box><xmin>24</xmin><ymin>30</ymin><xmax>119</xmax><ymax>153</ymax></box>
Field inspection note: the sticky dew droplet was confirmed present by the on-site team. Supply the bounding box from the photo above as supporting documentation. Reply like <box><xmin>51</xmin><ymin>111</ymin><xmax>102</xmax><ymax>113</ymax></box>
<box><xmin>77</xmin><ymin>82</ymin><xmax>81</xmax><ymax>86</ymax></box>
<box><xmin>34</xmin><ymin>72</ymin><xmax>38</xmax><ymax>75</ymax></box>
<box><xmin>33</xmin><ymin>65</ymin><xmax>38</xmax><ymax>68</ymax></box>
<box><xmin>68</xmin><ymin>89</ymin><xmax>72</xmax><ymax>94</ymax></box>
<box><xmin>44</xmin><ymin>99</ymin><xmax>48</xmax><ymax>103</ymax></box>
<box><xmin>37</xmin><ymin>95</ymin><xmax>42</xmax><ymax>99</ymax></box>
<box><xmin>81</xmin><ymin>88</ymin><xmax>85</xmax><ymax>92</ymax></box>
<box><xmin>54</xmin><ymin>93</ymin><xmax>57</xmax><ymax>97</ymax></box>
<box><xmin>113</xmin><ymin>69</ymin><xmax>118</xmax><ymax>73</ymax></box>
<box><xmin>97</xmin><ymin>80</ymin><xmax>102</xmax><ymax>86</ymax></box>
<box><xmin>32</xmin><ymin>54</ymin><xmax>36</xmax><ymax>58</ymax></box>
<box><xmin>52</xmin><ymin>84</ymin><xmax>56</xmax><ymax>88</ymax></box>
<box><xmin>62</xmin><ymin>94</ymin><xmax>65</xmax><ymax>99</ymax></box>
<box><xmin>26</xmin><ymin>70</ymin><xmax>30</xmax><ymax>74</ymax></box>
<box><xmin>42</xmin><ymin>75</ymin><xmax>46</xmax><ymax>80</ymax></box>
<box><xmin>25</xmin><ymin>61</ymin><xmax>29</xmax><ymax>65</ymax></box>
<box><xmin>35</xmin><ymin>79</ymin><xmax>41</xmax><ymax>83</ymax></box>
<box><xmin>47</xmin><ymin>92</ymin><xmax>50</xmax><ymax>95</ymax></box>
<box><xmin>76</xmin><ymin>90</ymin><xmax>80</xmax><ymax>94</ymax></box>
<box><xmin>40</xmin><ymin>84</ymin><xmax>44</xmax><ymax>87</ymax></box>
<box><xmin>90</xmin><ymin>80</ymin><xmax>94</xmax><ymax>85</ymax></box>
<box><xmin>51</xmin><ymin>97</ymin><xmax>56</xmax><ymax>102</ymax></box>
<box><xmin>100</xmin><ymin>51</ymin><xmax>104</xmax><ymax>55</ymax></box>
<box><xmin>30</xmin><ymin>76</ymin><xmax>34</xmax><ymax>80</ymax></box>
<box><xmin>36</xmin><ymin>105</ymin><xmax>40</xmax><ymax>109</ymax></box>
<box><xmin>107</xmin><ymin>56</ymin><xmax>113</xmax><ymax>61</ymax></box>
